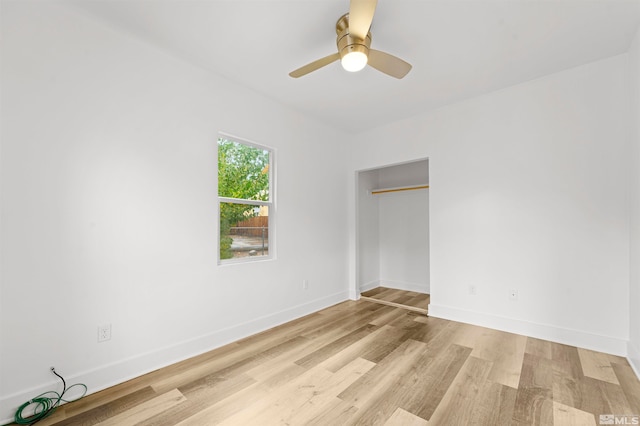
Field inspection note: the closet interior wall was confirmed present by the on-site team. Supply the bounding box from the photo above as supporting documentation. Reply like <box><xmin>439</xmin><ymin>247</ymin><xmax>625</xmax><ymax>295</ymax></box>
<box><xmin>357</xmin><ymin>159</ymin><xmax>430</xmax><ymax>296</ymax></box>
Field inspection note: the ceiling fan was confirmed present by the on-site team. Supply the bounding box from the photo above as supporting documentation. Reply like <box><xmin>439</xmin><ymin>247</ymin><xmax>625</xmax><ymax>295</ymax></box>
<box><xmin>289</xmin><ymin>0</ymin><xmax>412</xmax><ymax>79</ymax></box>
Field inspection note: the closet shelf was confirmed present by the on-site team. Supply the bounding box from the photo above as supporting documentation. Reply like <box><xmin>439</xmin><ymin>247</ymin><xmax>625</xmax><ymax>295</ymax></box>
<box><xmin>370</xmin><ymin>184</ymin><xmax>429</xmax><ymax>195</ymax></box>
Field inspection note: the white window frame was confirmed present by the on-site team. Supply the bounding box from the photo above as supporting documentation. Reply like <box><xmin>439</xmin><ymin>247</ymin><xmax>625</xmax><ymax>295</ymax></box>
<box><xmin>217</xmin><ymin>133</ymin><xmax>275</xmax><ymax>265</ymax></box>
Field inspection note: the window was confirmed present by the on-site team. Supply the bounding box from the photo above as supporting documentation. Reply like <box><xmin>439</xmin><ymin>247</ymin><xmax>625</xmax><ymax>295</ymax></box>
<box><xmin>217</xmin><ymin>135</ymin><xmax>273</xmax><ymax>263</ymax></box>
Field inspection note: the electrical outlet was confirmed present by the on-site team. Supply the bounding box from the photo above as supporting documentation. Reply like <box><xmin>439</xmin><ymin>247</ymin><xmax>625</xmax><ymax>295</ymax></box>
<box><xmin>98</xmin><ymin>324</ymin><xmax>111</xmax><ymax>342</ymax></box>
<box><xmin>509</xmin><ymin>288</ymin><xmax>518</xmax><ymax>301</ymax></box>
<box><xmin>469</xmin><ymin>285</ymin><xmax>477</xmax><ymax>295</ymax></box>
<box><xmin>302</xmin><ymin>279</ymin><xmax>309</xmax><ymax>290</ymax></box>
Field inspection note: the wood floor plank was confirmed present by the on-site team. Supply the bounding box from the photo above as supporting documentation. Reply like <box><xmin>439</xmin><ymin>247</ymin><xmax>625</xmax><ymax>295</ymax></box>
<box><xmin>206</xmin><ymin>335</ymin><xmax>310</xmax><ymax>380</ymax></box>
<box><xmin>361</xmin><ymin>287</ymin><xmax>386</xmax><ymax>297</ymax></box>
<box><xmin>401</xmin><ymin>343</ymin><xmax>474</xmax><ymax>420</ymax></box>
<box><xmin>142</xmin><ymin>373</ymin><xmax>256</xmax><ymax>426</ymax></box>
<box><xmin>60</xmin><ymin>374</ymin><xmax>159</xmax><ymax>418</ymax></box>
<box><xmin>302</xmin><ymin>304</ymin><xmax>387</xmax><ymax>341</ymax></box>
<box><xmin>373</xmin><ymin>287</ymin><xmax>399</xmax><ymax>299</ymax></box>
<box><xmin>403</xmin><ymin>315</ymin><xmax>451</xmax><ymax>344</ymax></box>
<box><xmin>319</xmin><ymin>324</ymin><xmax>398</xmax><ymax>372</ymax></box>
<box><xmin>361</xmin><ymin>287</ymin><xmax>430</xmax><ymax>312</ymax></box>
<box><xmin>389</xmin><ymin>292</ymin><xmax>416</xmax><ymax>306</ymax></box>
<box><xmin>249</xmin><ymin>361</ymin><xmax>308</xmax><ymax>390</ymax></box>
<box><xmin>150</xmin><ymin>333</ymin><xmax>302</xmax><ymax>409</ymax></box>
<box><xmin>150</xmin><ymin>333</ymin><xmax>309</xmax><ymax>393</ymax></box>
<box><xmin>47</xmin><ymin>386</ymin><xmax>159</xmax><ymax>426</ymax></box>
<box><xmin>553</xmin><ymin>356</ymin><xmax>585</xmax><ymax>411</ymax></box>
<box><xmin>149</xmin><ymin>344</ymin><xmax>249</xmax><ymax>394</ymax></box>
<box><xmin>242</xmin><ymin>338</ymin><xmax>313</xmax><ymax>386</ymax></box>
<box><xmin>578</xmin><ymin>347</ymin><xmax>620</xmax><ymax>385</ymax></box>
<box><xmin>363</xmin><ymin>312</ymin><xmax>447</xmax><ymax>362</ymax></box>
<box><xmin>525</xmin><ymin>337</ymin><xmax>553</xmax><ymax>359</ymax></box>
<box><xmin>552</xmin><ymin>346</ymin><xmax>610</xmax><ymax>419</ymax></box>
<box><xmin>413</xmin><ymin>314</ymin><xmax>430</xmax><ymax>324</ymax></box>
<box><xmin>384</xmin><ymin>408</ymin><xmax>429</xmax><ymax>426</ymax></box>
<box><xmin>94</xmin><ymin>389</ymin><xmax>186</xmax><ymax>426</ymax></box>
<box><xmin>449</xmin><ymin>321</ymin><xmax>494</xmax><ymax>350</ymax></box>
<box><xmin>368</xmin><ymin>305</ymin><xmax>409</xmax><ymax>326</ymax></box>
<box><xmin>217</xmin><ymin>357</ymin><xmax>375</xmax><ymax>426</ymax></box>
<box><xmin>595</xmin><ymin>379</ymin><xmax>636</xmax><ymax>418</ymax></box>
<box><xmin>468</xmin><ymin>380</ymin><xmax>518</xmax><ymax>426</ymax></box>
<box><xmin>342</xmin><ymin>342</ymin><xmax>473</xmax><ymax>424</ymax></box>
<box><xmin>552</xmin><ymin>342</ymin><xmax>585</xmax><ymax>381</ymax></box>
<box><xmin>551</xmin><ymin>343</ymin><xmax>625</xmax><ymax>419</ymax></box>
<box><xmin>295</xmin><ymin>323</ymin><xmax>379</xmax><ymax>368</ymax></box>
<box><xmin>467</xmin><ymin>328</ymin><xmax>526</xmax><ymax>389</ymax></box>
<box><xmin>426</xmin><ymin>356</ymin><xmax>494</xmax><ymax>425</ymax></box>
<box><xmin>269</xmin><ymin>359</ymin><xmax>375</xmax><ymax>426</ymax></box>
<box><xmin>243</xmin><ymin>321</ymin><xmax>355</xmax><ymax>387</ymax></box>
<box><xmin>302</xmin><ymin>398</ymin><xmax>359</xmax><ymax>426</ymax></box>
<box><xmin>337</xmin><ymin>339</ymin><xmax>428</xmax><ymax>409</ymax></box>
<box><xmin>170</xmin><ymin>382</ymin><xmax>271</xmax><ymax>426</ymax></box>
<box><xmin>26</xmin><ymin>407</ymin><xmax>68</xmax><ymax>426</ymax></box>
<box><xmin>360</xmin><ymin>296</ymin><xmax>428</xmax><ymax>315</ymax></box>
<box><xmin>612</xmin><ymin>362</ymin><xmax>640</xmax><ymax>414</ymax></box>
<box><xmin>406</xmin><ymin>293</ymin><xmax>430</xmax><ymax>310</ymax></box>
<box><xmin>552</xmin><ymin>401</ymin><xmax>597</xmax><ymax>426</ymax></box>
<box><xmin>512</xmin><ymin>353</ymin><xmax>554</xmax><ymax>425</ymax></box>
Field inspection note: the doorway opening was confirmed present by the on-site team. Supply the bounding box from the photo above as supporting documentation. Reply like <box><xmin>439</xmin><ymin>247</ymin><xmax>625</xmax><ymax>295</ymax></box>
<box><xmin>356</xmin><ymin>159</ymin><xmax>430</xmax><ymax>314</ymax></box>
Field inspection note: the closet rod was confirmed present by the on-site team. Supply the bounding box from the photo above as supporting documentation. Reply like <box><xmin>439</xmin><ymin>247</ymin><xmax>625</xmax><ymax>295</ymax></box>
<box><xmin>371</xmin><ymin>184</ymin><xmax>429</xmax><ymax>195</ymax></box>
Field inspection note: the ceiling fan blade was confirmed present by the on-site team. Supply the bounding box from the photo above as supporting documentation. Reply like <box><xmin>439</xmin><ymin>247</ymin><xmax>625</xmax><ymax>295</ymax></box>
<box><xmin>289</xmin><ymin>52</ymin><xmax>341</xmax><ymax>78</ymax></box>
<box><xmin>349</xmin><ymin>0</ymin><xmax>377</xmax><ymax>40</ymax></box>
<box><xmin>368</xmin><ymin>49</ymin><xmax>412</xmax><ymax>79</ymax></box>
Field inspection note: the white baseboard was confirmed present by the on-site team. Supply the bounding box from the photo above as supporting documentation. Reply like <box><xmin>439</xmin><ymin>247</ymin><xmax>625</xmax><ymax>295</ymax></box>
<box><xmin>428</xmin><ymin>303</ymin><xmax>628</xmax><ymax>357</ymax></box>
<box><xmin>380</xmin><ymin>280</ymin><xmax>429</xmax><ymax>294</ymax></box>
<box><xmin>359</xmin><ymin>280</ymin><xmax>380</xmax><ymax>293</ymax></box>
<box><xmin>0</xmin><ymin>291</ymin><xmax>349</xmax><ymax>425</ymax></box>
<box><xmin>628</xmin><ymin>340</ymin><xmax>640</xmax><ymax>381</ymax></box>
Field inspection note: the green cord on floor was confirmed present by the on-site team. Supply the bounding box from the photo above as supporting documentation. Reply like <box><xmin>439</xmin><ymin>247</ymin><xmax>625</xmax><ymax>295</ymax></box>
<box><xmin>13</xmin><ymin>368</ymin><xmax>87</xmax><ymax>425</ymax></box>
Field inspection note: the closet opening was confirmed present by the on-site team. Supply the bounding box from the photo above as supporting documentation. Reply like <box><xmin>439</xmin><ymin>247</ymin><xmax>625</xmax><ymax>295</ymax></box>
<box><xmin>356</xmin><ymin>158</ymin><xmax>430</xmax><ymax>315</ymax></box>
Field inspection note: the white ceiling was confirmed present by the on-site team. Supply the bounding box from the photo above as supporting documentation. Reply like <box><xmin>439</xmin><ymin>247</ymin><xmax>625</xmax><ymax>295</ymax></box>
<box><xmin>67</xmin><ymin>0</ymin><xmax>640</xmax><ymax>133</ymax></box>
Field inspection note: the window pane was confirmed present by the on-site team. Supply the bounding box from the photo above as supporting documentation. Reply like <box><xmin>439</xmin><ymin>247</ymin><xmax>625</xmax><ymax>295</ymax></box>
<box><xmin>217</xmin><ymin>138</ymin><xmax>270</xmax><ymax>201</ymax></box>
<box><xmin>220</xmin><ymin>202</ymin><xmax>269</xmax><ymax>260</ymax></box>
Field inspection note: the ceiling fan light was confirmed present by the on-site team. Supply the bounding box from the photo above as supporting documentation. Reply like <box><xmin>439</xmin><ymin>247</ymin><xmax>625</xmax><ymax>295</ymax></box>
<box><xmin>341</xmin><ymin>51</ymin><xmax>368</xmax><ymax>72</ymax></box>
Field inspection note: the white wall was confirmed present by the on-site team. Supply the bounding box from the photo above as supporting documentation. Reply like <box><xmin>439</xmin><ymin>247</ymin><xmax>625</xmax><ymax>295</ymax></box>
<box><xmin>357</xmin><ymin>170</ymin><xmax>380</xmax><ymax>291</ymax></box>
<box><xmin>378</xmin><ymin>189</ymin><xmax>430</xmax><ymax>293</ymax></box>
<box><xmin>348</xmin><ymin>54</ymin><xmax>631</xmax><ymax>356</ymax></box>
<box><xmin>628</xmin><ymin>27</ymin><xmax>640</xmax><ymax>376</ymax></box>
<box><xmin>0</xmin><ymin>2</ymin><xmax>350</xmax><ymax>422</ymax></box>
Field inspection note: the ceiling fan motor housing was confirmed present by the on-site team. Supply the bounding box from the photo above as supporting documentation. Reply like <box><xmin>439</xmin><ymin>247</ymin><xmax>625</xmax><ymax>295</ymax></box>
<box><xmin>336</xmin><ymin>13</ymin><xmax>371</xmax><ymax>60</ymax></box>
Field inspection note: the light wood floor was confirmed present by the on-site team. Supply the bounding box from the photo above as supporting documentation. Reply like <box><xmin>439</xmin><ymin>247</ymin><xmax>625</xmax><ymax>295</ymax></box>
<box><xmin>19</xmin><ymin>297</ymin><xmax>640</xmax><ymax>426</ymax></box>
<box><xmin>361</xmin><ymin>287</ymin><xmax>430</xmax><ymax>314</ymax></box>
